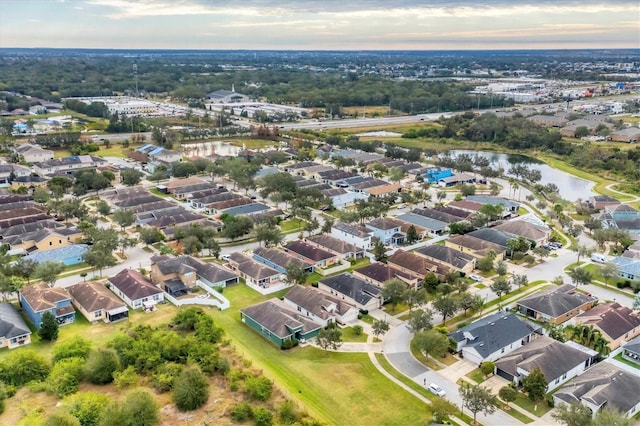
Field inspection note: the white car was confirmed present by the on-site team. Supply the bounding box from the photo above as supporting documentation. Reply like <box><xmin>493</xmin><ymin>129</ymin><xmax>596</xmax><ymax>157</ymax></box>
<box><xmin>469</xmin><ymin>274</ymin><xmax>483</xmax><ymax>282</ymax></box>
<box><xmin>428</xmin><ymin>383</ymin><xmax>446</xmax><ymax>397</ymax></box>
<box><xmin>221</xmin><ymin>254</ymin><xmax>231</xmax><ymax>261</ymax></box>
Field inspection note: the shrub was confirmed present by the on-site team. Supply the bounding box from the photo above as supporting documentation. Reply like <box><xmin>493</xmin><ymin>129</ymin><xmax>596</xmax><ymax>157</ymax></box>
<box><xmin>244</xmin><ymin>376</ymin><xmax>273</xmax><ymax>401</ymax></box>
<box><xmin>113</xmin><ymin>365</ymin><xmax>138</xmax><ymax>390</ymax></box>
<box><xmin>43</xmin><ymin>410</ymin><xmax>82</xmax><ymax>426</ymax></box>
<box><xmin>172</xmin><ymin>366</ymin><xmax>210</xmax><ymax>411</ymax></box>
<box><xmin>99</xmin><ymin>389</ymin><xmax>160</xmax><ymax>426</ymax></box>
<box><xmin>48</xmin><ymin>357</ymin><xmax>85</xmax><ymax>397</ymax></box>
<box><xmin>253</xmin><ymin>407</ymin><xmax>273</xmax><ymax>426</ymax></box>
<box><xmin>512</xmin><ymin>251</ymin><xmax>525</xmax><ymax>261</ymax></box>
<box><xmin>63</xmin><ymin>391</ymin><xmax>110</xmax><ymax>426</ymax></box>
<box><xmin>278</xmin><ymin>400</ymin><xmax>299</xmax><ymax>424</ymax></box>
<box><xmin>52</xmin><ymin>337</ymin><xmax>91</xmax><ymax>362</ymax></box>
<box><xmin>0</xmin><ymin>349</ymin><xmax>50</xmax><ymax>387</ymax></box>
<box><xmin>353</xmin><ymin>325</ymin><xmax>363</xmax><ymax>336</ymax></box>
<box><xmin>230</xmin><ymin>403</ymin><xmax>252</xmax><ymax>422</ymax></box>
<box><xmin>151</xmin><ymin>362</ymin><xmax>184</xmax><ymax>393</ymax></box>
<box><xmin>85</xmin><ymin>348</ymin><xmax>120</xmax><ymax>385</ymax></box>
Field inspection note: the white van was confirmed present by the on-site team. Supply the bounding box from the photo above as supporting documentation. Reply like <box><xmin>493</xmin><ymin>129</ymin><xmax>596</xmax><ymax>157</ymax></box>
<box><xmin>591</xmin><ymin>254</ymin><xmax>606</xmax><ymax>263</ymax></box>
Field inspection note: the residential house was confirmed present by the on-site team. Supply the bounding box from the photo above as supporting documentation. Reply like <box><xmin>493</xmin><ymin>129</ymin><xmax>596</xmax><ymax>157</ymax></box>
<box><xmin>24</xmin><ymin>244</ymin><xmax>88</xmax><ymax>266</ymax></box>
<box><xmin>240</xmin><ymin>298</ymin><xmax>322</xmax><ymax>347</ymax></box>
<box><xmin>437</xmin><ymin>173</ymin><xmax>476</xmax><ymax>187</ymax></box>
<box><xmin>575</xmin><ymin>302</ymin><xmax>640</xmax><ymax>349</ymax></box>
<box><xmin>0</xmin><ymin>164</ymin><xmax>31</xmax><ymax>186</ymax></box>
<box><xmin>412</xmin><ymin>207</ymin><xmax>462</xmax><ymax>224</ymax></box>
<box><xmin>108</xmin><ymin>269</ymin><xmax>164</xmax><ymax>310</ymax></box>
<box><xmin>150</xmin><ymin>255</ymin><xmax>239</xmax><ymax>295</ymax></box>
<box><xmin>365</xmin><ymin>218</ymin><xmax>405</xmax><ymax>246</ymax></box>
<box><xmin>445</xmin><ymin>234</ymin><xmax>506</xmax><ymax>260</ymax></box>
<box><xmin>283</xmin><ymin>285</ymin><xmax>359</xmax><ymax>326</ymax></box>
<box><xmin>588</xmin><ymin>195</ymin><xmax>620</xmax><ymax>211</ymax></box>
<box><xmin>414</xmin><ymin>245</ymin><xmax>476</xmax><ymax>274</ymax></box>
<box><xmin>467</xmin><ymin>228</ymin><xmax>512</xmax><ymax>248</ymax></box>
<box><xmin>284</xmin><ymin>240</ymin><xmax>339</xmax><ymax>269</ymax></box>
<box><xmin>352</xmin><ymin>262</ymin><xmax>420</xmax><ymax>289</ymax></box>
<box><xmin>19</xmin><ymin>283</ymin><xmax>75</xmax><ymax>329</ymax></box>
<box><xmin>67</xmin><ymin>281</ymin><xmax>129</xmax><ymax>323</ymax></box>
<box><xmin>317</xmin><ymin>273</ymin><xmax>382</xmax><ymax>312</ymax></box>
<box><xmin>423</xmin><ymin>167</ymin><xmax>453</xmax><ymax>183</ymax></box>
<box><xmin>516</xmin><ymin>284</ymin><xmax>596</xmax><ymax>325</ymax></box>
<box><xmin>494</xmin><ymin>220</ymin><xmax>551</xmax><ymax>246</ymax></box>
<box><xmin>610</xmin><ymin>127</ymin><xmax>640</xmax><ymax>143</ymax></box>
<box><xmin>467</xmin><ymin>195</ymin><xmax>520</xmax><ymax>213</ymax></box>
<box><xmin>364</xmin><ymin>183</ymin><xmax>403</xmax><ymax>198</ymax></box>
<box><xmin>449</xmin><ymin>312</ymin><xmax>542</xmax><ymax>364</ymax></box>
<box><xmin>305</xmin><ymin>234</ymin><xmax>364</xmax><ymax>260</ymax></box>
<box><xmin>11</xmin><ymin>175</ymin><xmax>48</xmax><ymax>191</ymax></box>
<box><xmin>621</xmin><ymin>335</ymin><xmax>640</xmax><ymax>365</ymax></box>
<box><xmin>596</xmin><ymin>204</ymin><xmax>640</xmax><ymax>237</ymax></box>
<box><xmin>495</xmin><ymin>336</ymin><xmax>597</xmax><ymax>388</ymax></box>
<box><xmin>553</xmin><ymin>363</ymin><xmax>640</xmax><ymax>418</ymax></box>
<box><xmin>387</xmin><ymin>249</ymin><xmax>450</xmax><ymax>280</ymax></box>
<box><xmin>32</xmin><ymin>155</ymin><xmax>107</xmax><ymax>177</ymax></box>
<box><xmin>13</xmin><ymin>144</ymin><xmax>54</xmax><ymax>163</ymax></box>
<box><xmin>448</xmin><ymin>200</ymin><xmax>485</xmax><ymax>215</ymax></box>
<box><xmin>528</xmin><ymin>115</ymin><xmax>569</xmax><ymax>128</ymax></box>
<box><xmin>395</xmin><ymin>212</ymin><xmax>449</xmax><ymax>237</ymax></box>
<box><xmin>228</xmin><ymin>252</ymin><xmax>282</xmax><ymax>288</ymax></box>
<box><xmin>253</xmin><ymin>247</ymin><xmax>315</xmax><ymax>274</ymax></box>
<box><xmin>610</xmin><ymin>257</ymin><xmax>640</xmax><ymax>281</ymax></box>
<box><xmin>0</xmin><ymin>303</ymin><xmax>31</xmax><ymax>349</ymax></box>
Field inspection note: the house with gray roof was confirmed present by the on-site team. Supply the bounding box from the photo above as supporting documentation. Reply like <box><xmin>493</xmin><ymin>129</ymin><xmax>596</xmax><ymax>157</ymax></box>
<box><xmin>610</xmin><ymin>256</ymin><xmax>640</xmax><ymax>281</ymax></box>
<box><xmin>445</xmin><ymin>234</ymin><xmax>506</xmax><ymax>260</ymax></box>
<box><xmin>352</xmin><ymin>262</ymin><xmax>420</xmax><ymax>289</ymax></box>
<box><xmin>240</xmin><ymin>298</ymin><xmax>322</xmax><ymax>347</ymax></box>
<box><xmin>396</xmin><ymin>212</ymin><xmax>449</xmax><ymax>237</ymax></box>
<box><xmin>108</xmin><ymin>269</ymin><xmax>164</xmax><ymax>310</ymax></box>
<box><xmin>150</xmin><ymin>255</ymin><xmax>239</xmax><ymax>295</ymax></box>
<box><xmin>449</xmin><ymin>312</ymin><xmax>542</xmax><ymax>364</ymax></box>
<box><xmin>495</xmin><ymin>336</ymin><xmax>597</xmax><ymax>389</ymax></box>
<box><xmin>284</xmin><ymin>240</ymin><xmax>340</xmax><ymax>269</ymax></box>
<box><xmin>317</xmin><ymin>273</ymin><xmax>382</xmax><ymax>312</ymax></box>
<box><xmin>494</xmin><ymin>220</ymin><xmax>551</xmax><ymax>245</ymax></box>
<box><xmin>467</xmin><ymin>195</ymin><xmax>520</xmax><ymax>213</ymax></box>
<box><xmin>228</xmin><ymin>252</ymin><xmax>282</xmax><ymax>288</ymax></box>
<box><xmin>365</xmin><ymin>217</ymin><xmax>405</xmax><ymax>246</ymax></box>
<box><xmin>414</xmin><ymin>245</ymin><xmax>476</xmax><ymax>274</ymax></box>
<box><xmin>621</xmin><ymin>335</ymin><xmax>640</xmax><ymax>365</ymax></box>
<box><xmin>515</xmin><ymin>284</ymin><xmax>596</xmax><ymax>325</ymax></box>
<box><xmin>305</xmin><ymin>234</ymin><xmax>364</xmax><ymax>260</ymax></box>
<box><xmin>553</xmin><ymin>363</ymin><xmax>640</xmax><ymax>418</ymax></box>
<box><xmin>467</xmin><ymin>228</ymin><xmax>511</xmax><ymax>248</ymax></box>
<box><xmin>253</xmin><ymin>247</ymin><xmax>315</xmax><ymax>274</ymax></box>
<box><xmin>283</xmin><ymin>285</ymin><xmax>359</xmax><ymax>326</ymax></box>
<box><xmin>0</xmin><ymin>303</ymin><xmax>31</xmax><ymax>349</ymax></box>
<box><xmin>412</xmin><ymin>207</ymin><xmax>461</xmax><ymax>224</ymax></box>
<box><xmin>331</xmin><ymin>222</ymin><xmax>373</xmax><ymax>250</ymax></box>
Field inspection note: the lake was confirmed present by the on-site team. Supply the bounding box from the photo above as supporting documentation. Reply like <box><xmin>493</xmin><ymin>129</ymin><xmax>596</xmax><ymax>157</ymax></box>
<box><xmin>448</xmin><ymin>150</ymin><xmax>595</xmax><ymax>201</ymax></box>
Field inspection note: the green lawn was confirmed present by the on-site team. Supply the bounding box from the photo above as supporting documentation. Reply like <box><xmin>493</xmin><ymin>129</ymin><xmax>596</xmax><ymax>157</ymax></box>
<box><xmin>613</xmin><ymin>353</ymin><xmax>640</xmax><ymax>370</ymax></box>
<box><xmin>348</xmin><ymin>257</ymin><xmax>371</xmax><ymax>270</ymax></box>
<box><xmin>498</xmin><ymin>404</ymin><xmax>534</xmax><ymax>424</ymax></box>
<box><xmin>384</xmin><ymin>303</ymin><xmax>410</xmax><ymax>315</ymax></box>
<box><xmin>512</xmin><ymin>392</ymin><xmax>552</xmax><ymax>418</ymax></box>
<box><xmin>475</xmin><ymin>283</ymin><xmax>487</xmax><ymax>289</ymax></box>
<box><xmin>465</xmin><ymin>368</ymin><xmax>486</xmax><ymax>384</ymax></box>
<box><xmin>280</xmin><ymin>219</ymin><xmax>308</xmax><ymax>232</ymax></box>
<box><xmin>210</xmin><ymin>284</ymin><xmax>434</xmax><ymax>425</ymax></box>
<box><xmin>341</xmin><ymin>326</ymin><xmax>368</xmax><ymax>343</ymax></box>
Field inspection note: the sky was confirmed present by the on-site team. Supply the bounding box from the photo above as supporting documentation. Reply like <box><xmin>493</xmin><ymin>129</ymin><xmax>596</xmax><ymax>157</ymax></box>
<box><xmin>0</xmin><ymin>0</ymin><xmax>638</xmax><ymax>50</ymax></box>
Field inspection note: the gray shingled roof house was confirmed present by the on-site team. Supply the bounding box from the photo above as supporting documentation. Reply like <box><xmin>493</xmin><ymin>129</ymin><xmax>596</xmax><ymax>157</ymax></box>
<box><xmin>553</xmin><ymin>363</ymin><xmax>640</xmax><ymax>418</ymax></box>
<box><xmin>283</xmin><ymin>285</ymin><xmax>358</xmax><ymax>326</ymax></box>
<box><xmin>515</xmin><ymin>284</ymin><xmax>596</xmax><ymax>325</ymax></box>
<box><xmin>449</xmin><ymin>312</ymin><xmax>542</xmax><ymax>364</ymax></box>
<box><xmin>317</xmin><ymin>273</ymin><xmax>382</xmax><ymax>312</ymax></box>
<box><xmin>0</xmin><ymin>303</ymin><xmax>31</xmax><ymax>349</ymax></box>
<box><xmin>414</xmin><ymin>244</ymin><xmax>476</xmax><ymax>274</ymax></box>
<box><xmin>621</xmin><ymin>335</ymin><xmax>640</xmax><ymax>365</ymax></box>
<box><xmin>495</xmin><ymin>336</ymin><xmax>597</xmax><ymax>389</ymax></box>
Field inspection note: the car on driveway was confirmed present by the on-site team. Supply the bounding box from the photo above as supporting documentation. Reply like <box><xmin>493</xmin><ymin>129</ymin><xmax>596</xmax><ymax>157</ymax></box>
<box><xmin>428</xmin><ymin>383</ymin><xmax>446</xmax><ymax>397</ymax></box>
<box><xmin>469</xmin><ymin>274</ymin><xmax>483</xmax><ymax>282</ymax></box>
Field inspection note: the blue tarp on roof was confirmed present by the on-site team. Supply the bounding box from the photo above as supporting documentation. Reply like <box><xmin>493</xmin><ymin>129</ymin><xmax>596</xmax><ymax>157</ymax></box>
<box><xmin>136</xmin><ymin>143</ymin><xmax>154</xmax><ymax>152</ymax></box>
<box><xmin>149</xmin><ymin>147</ymin><xmax>165</xmax><ymax>156</ymax></box>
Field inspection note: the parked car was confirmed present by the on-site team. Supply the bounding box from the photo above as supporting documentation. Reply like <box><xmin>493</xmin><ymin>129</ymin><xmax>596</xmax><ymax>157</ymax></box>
<box><xmin>221</xmin><ymin>254</ymin><xmax>231</xmax><ymax>261</ymax></box>
<box><xmin>469</xmin><ymin>274</ymin><xmax>483</xmax><ymax>282</ymax></box>
<box><xmin>397</xmin><ymin>204</ymin><xmax>406</xmax><ymax>209</ymax></box>
<box><xmin>428</xmin><ymin>383</ymin><xmax>446</xmax><ymax>397</ymax></box>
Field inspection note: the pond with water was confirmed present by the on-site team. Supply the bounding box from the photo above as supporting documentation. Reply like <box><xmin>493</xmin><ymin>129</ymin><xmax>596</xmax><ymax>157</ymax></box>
<box><xmin>182</xmin><ymin>141</ymin><xmax>242</xmax><ymax>157</ymax></box>
<box><xmin>447</xmin><ymin>150</ymin><xmax>595</xmax><ymax>201</ymax></box>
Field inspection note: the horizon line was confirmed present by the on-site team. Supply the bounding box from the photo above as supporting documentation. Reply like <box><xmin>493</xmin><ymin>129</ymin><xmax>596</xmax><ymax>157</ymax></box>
<box><xmin>1</xmin><ymin>47</ymin><xmax>639</xmax><ymax>52</ymax></box>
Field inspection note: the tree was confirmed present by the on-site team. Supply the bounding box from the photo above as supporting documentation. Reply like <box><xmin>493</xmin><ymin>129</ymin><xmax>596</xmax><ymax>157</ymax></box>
<box><xmin>495</xmin><ymin>260</ymin><xmax>508</xmax><ymax>276</ymax></box>
<box><xmin>255</xmin><ymin>223</ymin><xmax>283</xmax><ymax>247</ymax></box>
<box><xmin>480</xmin><ymin>361</ymin><xmax>495</xmax><ymax>377</ymax></box>
<box><xmin>34</xmin><ymin>260</ymin><xmax>65</xmax><ymax>286</ymax></box>
<box><xmin>388</xmin><ymin>166</ymin><xmax>406</xmax><ymax>183</ymax></box>
<box><xmin>64</xmin><ymin>391</ymin><xmax>110</xmax><ymax>426</ymax></box>
<box><xmin>180</xmin><ymin>235</ymin><xmax>203</xmax><ymax>255</ymax></box>
<box><xmin>490</xmin><ymin>277</ymin><xmax>511</xmax><ymax>300</ymax></box>
<box><xmin>512</xmin><ymin>274</ymin><xmax>529</xmax><ymax>290</ymax></box>
<box><xmin>413</xmin><ymin>329</ymin><xmax>449</xmax><ymax>360</ymax></box>
<box><xmin>120</xmin><ymin>168</ymin><xmax>144</xmax><ymax>186</ymax></box>
<box><xmin>316</xmin><ymin>327</ymin><xmax>343</xmax><ymax>351</ymax></box>
<box><xmin>53</xmin><ymin>337</ymin><xmax>92</xmax><ymax>362</ymax></box>
<box><xmin>552</xmin><ymin>401</ymin><xmax>593</xmax><ymax>426</ymax></box>
<box><xmin>38</xmin><ymin>311</ymin><xmax>59</xmax><ymax>341</ymax></box>
<box><xmin>0</xmin><ymin>349</ymin><xmax>51</xmax><ymax>387</ymax></box>
<box><xmin>592</xmin><ymin>408</ymin><xmax>634</xmax><ymax>426</ymax></box>
<box><xmin>47</xmin><ymin>356</ymin><xmax>85</xmax><ymax>397</ymax></box>
<box><xmin>85</xmin><ymin>348</ymin><xmax>120</xmax><ymax>385</ymax></box>
<box><xmin>459</xmin><ymin>384</ymin><xmax>497</xmax><ymax>424</ymax></box>
<box><xmin>371</xmin><ymin>237</ymin><xmax>387</xmax><ymax>261</ymax></box>
<box><xmin>498</xmin><ymin>386</ymin><xmax>517</xmax><ymax>409</ymax></box>
<box><xmin>407</xmin><ymin>308</ymin><xmax>433</xmax><ymax>333</ymax></box>
<box><xmin>285</xmin><ymin>264</ymin><xmax>308</xmax><ymax>285</ymax></box>
<box><xmin>574</xmin><ymin>244</ymin><xmax>594</xmax><ymax>264</ymax></box>
<box><xmin>371</xmin><ymin>319</ymin><xmax>390</xmax><ymax>339</ymax></box>
<box><xmin>33</xmin><ymin>186</ymin><xmax>51</xmax><ymax>204</ymax></box>
<box><xmin>458</xmin><ymin>292</ymin><xmax>481</xmax><ymax>316</ymax></box>
<box><xmin>139</xmin><ymin>227</ymin><xmax>164</xmax><ymax>246</ymax></box>
<box><xmin>568</xmin><ymin>267</ymin><xmax>593</xmax><ymax>286</ymax></box>
<box><xmin>430</xmin><ymin>397</ymin><xmax>457</xmax><ymax>424</ymax></box>
<box><xmin>406</xmin><ymin>225</ymin><xmax>419</xmax><ymax>244</ymax></box>
<box><xmin>99</xmin><ymin>389</ymin><xmax>160</xmax><ymax>426</ymax></box>
<box><xmin>460</xmin><ymin>183</ymin><xmax>476</xmax><ymax>196</ymax></box>
<box><xmin>634</xmin><ymin>292</ymin><xmax>640</xmax><ymax>311</ymax></box>
<box><xmin>476</xmin><ymin>255</ymin><xmax>494</xmax><ymax>272</ymax></box>
<box><xmin>599</xmin><ymin>262</ymin><xmax>618</xmax><ymax>287</ymax></box>
<box><xmin>382</xmin><ymin>279</ymin><xmax>407</xmax><ymax>312</ymax></box>
<box><xmin>423</xmin><ymin>272</ymin><xmax>440</xmax><ymax>293</ymax></box>
<box><xmin>172</xmin><ymin>366</ymin><xmax>210</xmax><ymax>411</ymax></box>
<box><xmin>522</xmin><ymin>366</ymin><xmax>547</xmax><ymax>401</ymax></box>
<box><xmin>113</xmin><ymin>208</ymin><xmax>135</xmax><ymax>231</ymax></box>
<box><xmin>433</xmin><ymin>294</ymin><xmax>458</xmax><ymax>324</ymax></box>
<box><xmin>404</xmin><ymin>288</ymin><xmax>426</xmax><ymax>311</ymax></box>
<box><xmin>96</xmin><ymin>200</ymin><xmax>111</xmax><ymax>216</ymax></box>
<box><xmin>243</xmin><ymin>376</ymin><xmax>273</xmax><ymax>401</ymax></box>
<box><xmin>118</xmin><ymin>235</ymin><xmax>138</xmax><ymax>256</ymax></box>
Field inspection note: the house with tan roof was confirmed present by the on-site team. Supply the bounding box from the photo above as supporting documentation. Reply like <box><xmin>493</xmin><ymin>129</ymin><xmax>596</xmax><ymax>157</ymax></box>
<box><xmin>19</xmin><ymin>283</ymin><xmax>75</xmax><ymax>329</ymax></box>
<box><xmin>575</xmin><ymin>302</ymin><xmax>640</xmax><ymax>349</ymax></box>
<box><xmin>352</xmin><ymin>262</ymin><xmax>420</xmax><ymax>289</ymax></box>
<box><xmin>67</xmin><ymin>281</ymin><xmax>129</xmax><ymax>323</ymax></box>
<box><xmin>228</xmin><ymin>252</ymin><xmax>282</xmax><ymax>288</ymax></box>
<box><xmin>305</xmin><ymin>234</ymin><xmax>364</xmax><ymax>260</ymax></box>
<box><xmin>494</xmin><ymin>220</ymin><xmax>551</xmax><ymax>245</ymax></box>
<box><xmin>284</xmin><ymin>240</ymin><xmax>340</xmax><ymax>269</ymax></box>
<box><xmin>414</xmin><ymin>245</ymin><xmax>476</xmax><ymax>274</ymax></box>
<box><xmin>387</xmin><ymin>249</ymin><xmax>450</xmax><ymax>280</ymax></box>
<box><xmin>445</xmin><ymin>234</ymin><xmax>506</xmax><ymax>260</ymax></box>
<box><xmin>364</xmin><ymin>183</ymin><xmax>403</xmax><ymax>198</ymax></box>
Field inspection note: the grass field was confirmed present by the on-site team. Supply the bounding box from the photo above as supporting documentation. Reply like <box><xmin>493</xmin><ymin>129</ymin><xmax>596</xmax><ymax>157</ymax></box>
<box><xmin>465</xmin><ymin>368</ymin><xmax>487</xmax><ymax>384</ymax></box>
<box><xmin>340</xmin><ymin>326</ymin><xmax>368</xmax><ymax>343</ymax></box>
<box><xmin>512</xmin><ymin>392</ymin><xmax>552</xmax><ymax>417</ymax></box>
<box><xmin>212</xmin><ymin>284</ymin><xmax>434</xmax><ymax>425</ymax></box>
<box><xmin>498</xmin><ymin>403</ymin><xmax>534</xmax><ymax>424</ymax></box>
